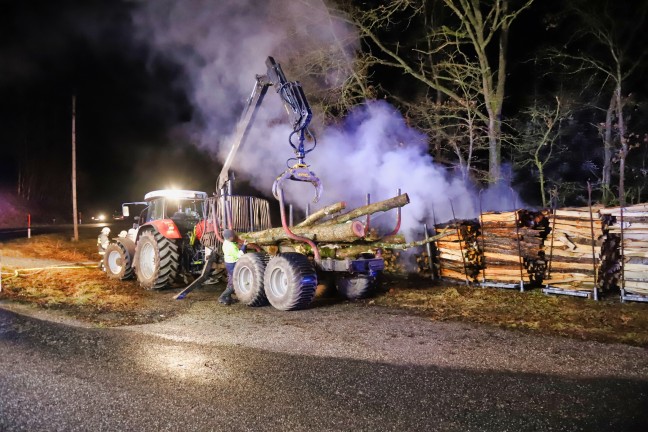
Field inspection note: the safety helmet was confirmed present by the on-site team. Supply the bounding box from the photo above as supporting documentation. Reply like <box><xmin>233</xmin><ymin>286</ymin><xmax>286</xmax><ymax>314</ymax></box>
<box><xmin>101</xmin><ymin>227</ymin><xmax>111</xmax><ymax>235</ymax></box>
<box><xmin>223</xmin><ymin>229</ymin><xmax>236</xmax><ymax>241</ymax></box>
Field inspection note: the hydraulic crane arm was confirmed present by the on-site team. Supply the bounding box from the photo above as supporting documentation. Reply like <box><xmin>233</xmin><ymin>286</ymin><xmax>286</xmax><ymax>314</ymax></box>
<box><xmin>216</xmin><ymin>57</ymin><xmax>321</xmax><ymax>203</ymax></box>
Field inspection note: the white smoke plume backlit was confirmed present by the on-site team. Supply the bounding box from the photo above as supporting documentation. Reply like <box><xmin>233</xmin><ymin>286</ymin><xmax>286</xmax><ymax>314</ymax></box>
<box><xmin>132</xmin><ymin>0</ymin><xmax>516</xmax><ymax>239</ymax></box>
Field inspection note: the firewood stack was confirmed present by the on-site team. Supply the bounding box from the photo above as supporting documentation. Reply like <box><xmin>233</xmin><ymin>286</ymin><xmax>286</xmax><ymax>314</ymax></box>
<box><xmin>478</xmin><ymin>210</ymin><xmax>548</xmax><ymax>286</ymax></box>
<box><xmin>598</xmin><ymin>211</ymin><xmax>621</xmax><ymax>291</ymax></box>
<box><xmin>416</xmin><ymin>251</ymin><xmax>433</xmax><ymax>276</ymax></box>
<box><xmin>542</xmin><ymin>207</ymin><xmax>603</xmax><ymax>292</ymax></box>
<box><xmin>434</xmin><ymin>220</ymin><xmax>482</xmax><ymax>283</ymax></box>
<box><xmin>600</xmin><ymin>204</ymin><xmax>648</xmax><ymax>296</ymax></box>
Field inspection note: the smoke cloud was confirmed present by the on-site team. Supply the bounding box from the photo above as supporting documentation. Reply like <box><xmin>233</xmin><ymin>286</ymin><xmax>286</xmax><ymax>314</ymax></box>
<box><xmin>132</xmin><ymin>0</ymin><xmax>515</xmax><ymax>239</ymax></box>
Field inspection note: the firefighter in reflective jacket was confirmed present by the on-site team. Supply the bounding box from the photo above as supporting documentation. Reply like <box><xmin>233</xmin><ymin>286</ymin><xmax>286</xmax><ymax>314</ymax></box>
<box><xmin>97</xmin><ymin>227</ymin><xmax>111</xmax><ymax>270</ymax></box>
<box><xmin>219</xmin><ymin>229</ymin><xmax>247</xmax><ymax>305</ymax></box>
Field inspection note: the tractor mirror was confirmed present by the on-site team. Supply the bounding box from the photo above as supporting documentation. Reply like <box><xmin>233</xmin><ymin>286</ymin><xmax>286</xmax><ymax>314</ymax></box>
<box><xmin>122</xmin><ymin>205</ymin><xmax>130</xmax><ymax>217</ymax></box>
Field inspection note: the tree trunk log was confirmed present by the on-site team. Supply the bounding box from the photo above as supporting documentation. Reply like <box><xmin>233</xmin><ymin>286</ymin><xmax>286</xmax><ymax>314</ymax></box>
<box><xmin>240</xmin><ymin>221</ymin><xmax>365</xmax><ymax>245</ymax></box>
<box><xmin>322</xmin><ymin>229</ymin><xmax>453</xmax><ymax>259</ymax></box>
<box><xmin>317</xmin><ymin>193</ymin><xmax>410</xmax><ymax>226</ymax></box>
<box><xmin>295</xmin><ymin>201</ymin><xmax>346</xmax><ymax>227</ymax></box>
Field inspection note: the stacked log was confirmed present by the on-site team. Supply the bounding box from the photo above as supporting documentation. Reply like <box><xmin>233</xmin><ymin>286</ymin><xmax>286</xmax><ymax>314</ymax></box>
<box><xmin>598</xmin><ymin>212</ymin><xmax>622</xmax><ymax>290</ymax></box>
<box><xmin>543</xmin><ymin>207</ymin><xmax>603</xmax><ymax>293</ymax></box>
<box><xmin>478</xmin><ymin>210</ymin><xmax>548</xmax><ymax>286</ymax></box>
<box><xmin>241</xmin><ymin>194</ymin><xmax>407</xmax><ymax>248</ymax></box>
<box><xmin>434</xmin><ymin>220</ymin><xmax>482</xmax><ymax>283</ymax></box>
<box><xmin>237</xmin><ymin>193</ymin><xmax>452</xmax><ymax>266</ymax></box>
<box><xmin>600</xmin><ymin>204</ymin><xmax>648</xmax><ymax>297</ymax></box>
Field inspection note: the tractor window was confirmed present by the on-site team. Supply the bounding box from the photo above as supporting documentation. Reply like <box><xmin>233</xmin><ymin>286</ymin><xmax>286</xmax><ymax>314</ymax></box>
<box><xmin>165</xmin><ymin>199</ymin><xmax>204</xmax><ymax>220</ymax></box>
<box><xmin>146</xmin><ymin>199</ymin><xmax>165</xmax><ymax>221</ymax></box>
<box><xmin>167</xmin><ymin>199</ymin><xmax>204</xmax><ymax>219</ymax></box>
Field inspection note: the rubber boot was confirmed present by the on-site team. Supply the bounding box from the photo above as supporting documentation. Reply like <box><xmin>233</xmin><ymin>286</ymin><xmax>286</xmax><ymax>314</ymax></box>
<box><xmin>219</xmin><ymin>286</ymin><xmax>234</xmax><ymax>305</ymax></box>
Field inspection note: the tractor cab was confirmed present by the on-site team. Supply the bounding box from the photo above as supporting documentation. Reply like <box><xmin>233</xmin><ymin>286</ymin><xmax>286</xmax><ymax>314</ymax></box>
<box><xmin>134</xmin><ymin>190</ymin><xmax>206</xmax><ymax>236</ymax></box>
<box><xmin>143</xmin><ymin>189</ymin><xmax>207</xmax><ymax>233</ymax></box>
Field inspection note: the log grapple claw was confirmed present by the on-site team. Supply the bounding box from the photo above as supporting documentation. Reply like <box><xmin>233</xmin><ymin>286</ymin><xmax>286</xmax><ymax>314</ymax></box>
<box><xmin>272</xmin><ymin>163</ymin><xmax>323</xmax><ymax>203</ymax></box>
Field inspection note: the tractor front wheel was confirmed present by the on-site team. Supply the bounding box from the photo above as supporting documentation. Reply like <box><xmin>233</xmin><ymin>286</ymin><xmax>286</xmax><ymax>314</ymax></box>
<box><xmin>104</xmin><ymin>241</ymin><xmax>134</xmax><ymax>280</ymax></box>
<box><xmin>134</xmin><ymin>230</ymin><xmax>179</xmax><ymax>290</ymax></box>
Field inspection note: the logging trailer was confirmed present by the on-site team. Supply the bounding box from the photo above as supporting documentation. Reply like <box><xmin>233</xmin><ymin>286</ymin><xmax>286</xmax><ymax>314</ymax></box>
<box><xmin>178</xmin><ymin>56</ymin><xmax>387</xmax><ymax>310</ymax></box>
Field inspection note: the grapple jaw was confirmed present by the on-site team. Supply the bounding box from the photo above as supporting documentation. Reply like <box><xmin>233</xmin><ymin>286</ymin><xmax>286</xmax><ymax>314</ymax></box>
<box><xmin>272</xmin><ymin>163</ymin><xmax>323</xmax><ymax>203</ymax></box>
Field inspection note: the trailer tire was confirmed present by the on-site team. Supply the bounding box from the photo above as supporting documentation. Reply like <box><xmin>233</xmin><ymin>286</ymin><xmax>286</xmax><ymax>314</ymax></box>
<box><xmin>233</xmin><ymin>253</ymin><xmax>269</xmax><ymax>307</ymax></box>
<box><xmin>264</xmin><ymin>253</ymin><xmax>317</xmax><ymax>311</ymax></box>
<box><xmin>104</xmin><ymin>241</ymin><xmax>134</xmax><ymax>280</ymax></box>
<box><xmin>135</xmin><ymin>230</ymin><xmax>179</xmax><ymax>290</ymax></box>
<box><xmin>335</xmin><ymin>274</ymin><xmax>374</xmax><ymax>300</ymax></box>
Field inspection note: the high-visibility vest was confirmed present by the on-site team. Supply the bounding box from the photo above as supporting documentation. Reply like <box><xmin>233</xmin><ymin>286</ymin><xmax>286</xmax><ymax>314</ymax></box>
<box><xmin>222</xmin><ymin>240</ymin><xmax>243</xmax><ymax>263</ymax></box>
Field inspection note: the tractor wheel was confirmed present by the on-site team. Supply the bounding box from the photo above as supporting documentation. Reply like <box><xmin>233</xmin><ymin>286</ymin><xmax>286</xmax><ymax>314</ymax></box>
<box><xmin>233</xmin><ymin>253</ymin><xmax>269</xmax><ymax>307</ymax></box>
<box><xmin>135</xmin><ymin>230</ymin><xmax>179</xmax><ymax>290</ymax></box>
<box><xmin>335</xmin><ymin>274</ymin><xmax>375</xmax><ymax>300</ymax></box>
<box><xmin>104</xmin><ymin>241</ymin><xmax>134</xmax><ymax>280</ymax></box>
<box><xmin>264</xmin><ymin>253</ymin><xmax>317</xmax><ymax>311</ymax></box>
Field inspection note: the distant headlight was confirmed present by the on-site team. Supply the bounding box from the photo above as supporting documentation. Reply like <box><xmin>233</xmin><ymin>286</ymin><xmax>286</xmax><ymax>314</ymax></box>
<box><xmin>97</xmin><ymin>214</ymin><xmax>106</xmax><ymax>221</ymax></box>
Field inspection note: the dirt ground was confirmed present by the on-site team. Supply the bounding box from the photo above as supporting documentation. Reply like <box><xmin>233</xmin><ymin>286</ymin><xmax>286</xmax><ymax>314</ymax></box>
<box><xmin>1</xmin><ymin>234</ymin><xmax>648</xmax><ymax>347</ymax></box>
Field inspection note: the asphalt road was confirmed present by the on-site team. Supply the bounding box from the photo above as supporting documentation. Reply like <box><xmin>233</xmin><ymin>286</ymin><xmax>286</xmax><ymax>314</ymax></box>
<box><xmin>1</xmin><ymin>301</ymin><xmax>647</xmax><ymax>432</ymax></box>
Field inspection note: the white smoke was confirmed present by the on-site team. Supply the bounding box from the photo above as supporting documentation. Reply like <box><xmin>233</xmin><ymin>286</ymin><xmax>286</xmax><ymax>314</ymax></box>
<box><xmin>132</xmin><ymin>0</ymin><xmax>517</xmax><ymax>239</ymax></box>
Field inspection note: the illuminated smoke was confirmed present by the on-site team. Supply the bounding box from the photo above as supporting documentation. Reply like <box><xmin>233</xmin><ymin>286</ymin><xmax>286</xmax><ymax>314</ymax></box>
<box><xmin>132</xmin><ymin>0</ymin><xmax>517</xmax><ymax>238</ymax></box>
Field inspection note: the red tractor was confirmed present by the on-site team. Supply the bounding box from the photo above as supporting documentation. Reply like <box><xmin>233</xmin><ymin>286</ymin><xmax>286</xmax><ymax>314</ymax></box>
<box><xmin>103</xmin><ymin>189</ymin><xmax>209</xmax><ymax>289</ymax></box>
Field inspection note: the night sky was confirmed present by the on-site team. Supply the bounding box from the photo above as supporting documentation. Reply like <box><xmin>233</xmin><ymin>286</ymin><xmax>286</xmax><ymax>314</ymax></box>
<box><xmin>2</xmin><ymin>0</ymin><xmax>645</xmax><ymax>226</ymax></box>
<box><xmin>0</xmin><ymin>0</ymin><xmax>217</xmax><ymax>218</ymax></box>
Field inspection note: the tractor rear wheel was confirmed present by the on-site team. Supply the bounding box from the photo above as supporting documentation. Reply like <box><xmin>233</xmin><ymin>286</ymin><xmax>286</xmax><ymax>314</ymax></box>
<box><xmin>135</xmin><ymin>230</ymin><xmax>179</xmax><ymax>290</ymax></box>
<box><xmin>233</xmin><ymin>253</ymin><xmax>269</xmax><ymax>307</ymax></box>
<box><xmin>104</xmin><ymin>241</ymin><xmax>134</xmax><ymax>280</ymax></box>
<box><xmin>264</xmin><ymin>253</ymin><xmax>317</xmax><ymax>311</ymax></box>
<box><xmin>335</xmin><ymin>274</ymin><xmax>375</xmax><ymax>300</ymax></box>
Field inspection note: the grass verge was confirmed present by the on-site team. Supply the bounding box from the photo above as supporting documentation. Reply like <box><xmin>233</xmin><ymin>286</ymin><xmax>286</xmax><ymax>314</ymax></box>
<box><xmin>370</xmin><ymin>277</ymin><xmax>648</xmax><ymax>347</ymax></box>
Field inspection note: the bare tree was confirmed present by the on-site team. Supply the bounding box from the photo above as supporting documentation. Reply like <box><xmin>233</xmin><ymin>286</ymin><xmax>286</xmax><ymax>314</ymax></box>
<box><xmin>399</xmin><ymin>45</ymin><xmax>489</xmax><ymax>181</ymax></box>
<box><xmin>514</xmin><ymin>96</ymin><xmax>569</xmax><ymax>207</ymax></box>
<box><xmin>275</xmin><ymin>0</ymin><xmax>375</xmax><ymax>120</ymax></box>
<box><xmin>335</xmin><ymin>0</ymin><xmax>533</xmax><ymax>183</ymax></box>
<box><xmin>556</xmin><ymin>0</ymin><xmax>648</xmax><ymax>205</ymax></box>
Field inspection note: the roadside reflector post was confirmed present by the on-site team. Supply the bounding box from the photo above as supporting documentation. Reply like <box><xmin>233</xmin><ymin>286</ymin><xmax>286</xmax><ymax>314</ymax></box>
<box><xmin>28</xmin><ymin>213</ymin><xmax>31</xmax><ymax>239</ymax></box>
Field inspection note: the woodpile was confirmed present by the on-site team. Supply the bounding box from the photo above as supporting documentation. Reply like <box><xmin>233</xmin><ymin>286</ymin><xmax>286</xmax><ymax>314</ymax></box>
<box><xmin>416</xmin><ymin>251</ymin><xmax>434</xmax><ymax>276</ymax></box>
<box><xmin>600</xmin><ymin>204</ymin><xmax>648</xmax><ymax>296</ymax></box>
<box><xmin>434</xmin><ymin>220</ymin><xmax>482</xmax><ymax>283</ymax></box>
<box><xmin>543</xmin><ymin>207</ymin><xmax>603</xmax><ymax>293</ymax></box>
<box><xmin>479</xmin><ymin>210</ymin><xmax>548</xmax><ymax>286</ymax></box>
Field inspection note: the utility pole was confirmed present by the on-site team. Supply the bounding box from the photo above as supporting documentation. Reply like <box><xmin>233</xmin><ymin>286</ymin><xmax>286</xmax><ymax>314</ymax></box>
<box><xmin>72</xmin><ymin>95</ymin><xmax>79</xmax><ymax>242</ymax></box>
